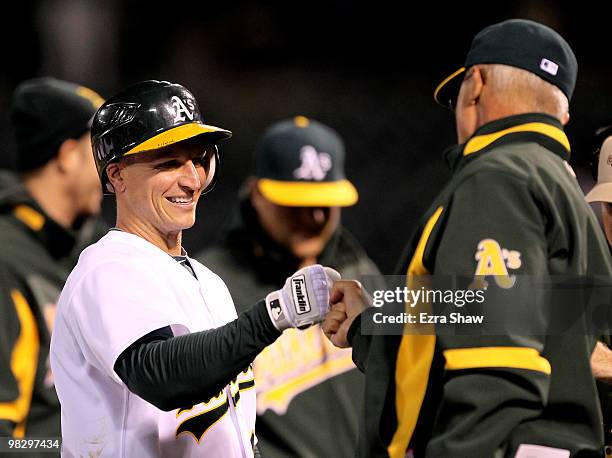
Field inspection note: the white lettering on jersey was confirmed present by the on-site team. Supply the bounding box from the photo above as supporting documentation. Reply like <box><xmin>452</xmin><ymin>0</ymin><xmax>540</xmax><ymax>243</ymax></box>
<box><xmin>293</xmin><ymin>145</ymin><xmax>332</xmax><ymax>181</ymax></box>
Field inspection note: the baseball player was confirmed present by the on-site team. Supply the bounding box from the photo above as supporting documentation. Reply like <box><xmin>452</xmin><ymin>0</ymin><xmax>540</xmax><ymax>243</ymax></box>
<box><xmin>0</xmin><ymin>78</ymin><xmax>104</xmax><ymax>451</ymax></box>
<box><xmin>324</xmin><ymin>19</ymin><xmax>612</xmax><ymax>456</ymax></box>
<box><xmin>49</xmin><ymin>80</ymin><xmax>339</xmax><ymax>457</ymax></box>
<box><xmin>199</xmin><ymin>117</ymin><xmax>386</xmax><ymax>458</ymax></box>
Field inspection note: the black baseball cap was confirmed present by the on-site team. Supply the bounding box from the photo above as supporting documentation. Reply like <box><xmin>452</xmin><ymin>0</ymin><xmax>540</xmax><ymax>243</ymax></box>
<box><xmin>434</xmin><ymin>19</ymin><xmax>578</xmax><ymax>109</ymax></box>
<box><xmin>9</xmin><ymin>77</ymin><xmax>104</xmax><ymax>171</ymax></box>
<box><xmin>254</xmin><ymin>116</ymin><xmax>358</xmax><ymax>207</ymax></box>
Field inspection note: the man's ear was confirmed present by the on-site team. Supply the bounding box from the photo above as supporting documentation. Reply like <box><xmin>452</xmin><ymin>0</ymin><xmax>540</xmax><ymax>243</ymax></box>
<box><xmin>462</xmin><ymin>66</ymin><xmax>485</xmax><ymax>106</ymax></box>
<box><xmin>106</xmin><ymin>163</ymin><xmax>125</xmax><ymax>193</ymax></box>
<box><xmin>56</xmin><ymin>139</ymin><xmax>80</xmax><ymax>174</ymax></box>
<box><xmin>247</xmin><ymin>177</ymin><xmax>260</xmax><ymax>199</ymax></box>
<box><xmin>561</xmin><ymin>111</ymin><xmax>570</xmax><ymax>126</ymax></box>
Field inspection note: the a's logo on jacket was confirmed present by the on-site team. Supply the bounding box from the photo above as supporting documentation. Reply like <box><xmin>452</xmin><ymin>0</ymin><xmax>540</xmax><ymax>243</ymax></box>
<box><xmin>171</xmin><ymin>96</ymin><xmax>195</xmax><ymax>123</ymax></box>
<box><xmin>474</xmin><ymin>239</ymin><xmax>521</xmax><ymax>288</ymax></box>
<box><xmin>293</xmin><ymin>145</ymin><xmax>332</xmax><ymax>181</ymax></box>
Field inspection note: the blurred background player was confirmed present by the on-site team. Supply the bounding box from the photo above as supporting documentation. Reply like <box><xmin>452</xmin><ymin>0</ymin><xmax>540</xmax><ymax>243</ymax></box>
<box><xmin>586</xmin><ymin>123</ymin><xmax>612</xmax><ymax>246</ymax></box>
<box><xmin>199</xmin><ymin>116</ymin><xmax>385</xmax><ymax>457</ymax></box>
<box><xmin>0</xmin><ymin>77</ymin><xmax>104</xmax><ymax>446</ymax></box>
<box><xmin>586</xmin><ymin>123</ymin><xmax>612</xmax><ymax>447</ymax></box>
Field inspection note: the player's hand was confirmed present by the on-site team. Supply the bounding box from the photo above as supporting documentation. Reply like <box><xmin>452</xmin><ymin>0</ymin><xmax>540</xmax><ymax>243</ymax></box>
<box><xmin>265</xmin><ymin>264</ymin><xmax>341</xmax><ymax>331</ymax></box>
<box><xmin>322</xmin><ymin>280</ymin><xmax>371</xmax><ymax>348</ymax></box>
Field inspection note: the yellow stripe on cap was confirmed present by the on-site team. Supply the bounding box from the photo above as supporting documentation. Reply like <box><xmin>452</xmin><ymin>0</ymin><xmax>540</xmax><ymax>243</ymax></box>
<box><xmin>0</xmin><ymin>290</ymin><xmax>39</xmax><ymax>437</ymax></box>
<box><xmin>433</xmin><ymin>67</ymin><xmax>466</xmax><ymax>107</ymax></box>
<box><xmin>257</xmin><ymin>179</ymin><xmax>358</xmax><ymax>207</ymax></box>
<box><xmin>76</xmin><ymin>86</ymin><xmax>104</xmax><ymax>109</ymax></box>
<box><xmin>444</xmin><ymin>346</ymin><xmax>551</xmax><ymax>374</ymax></box>
<box><xmin>125</xmin><ymin>123</ymin><xmax>231</xmax><ymax>156</ymax></box>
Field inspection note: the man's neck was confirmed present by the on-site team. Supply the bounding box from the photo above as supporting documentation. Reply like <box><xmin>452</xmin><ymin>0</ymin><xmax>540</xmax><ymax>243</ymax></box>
<box><xmin>115</xmin><ymin>217</ymin><xmax>183</xmax><ymax>255</ymax></box>
<box><xmin>23</xmin><ymin>175</ymin><xmax>75</xmax><ymax>228</ymax></box>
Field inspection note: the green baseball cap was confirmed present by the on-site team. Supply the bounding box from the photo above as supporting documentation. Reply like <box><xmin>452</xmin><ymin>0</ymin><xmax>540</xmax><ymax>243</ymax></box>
<box><xmin>254</xmin><ymin>116</ymin><xmax>358</xmax><ymax>207</ymax></box>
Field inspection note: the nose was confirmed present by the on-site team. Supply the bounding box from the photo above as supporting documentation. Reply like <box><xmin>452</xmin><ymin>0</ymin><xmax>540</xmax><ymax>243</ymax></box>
<box><xmin>296</xmin><ymin>207</ymin><xmax>327</xmax><ymax>226</ymax></box>
<box><xmin>311</xmin><ymin>208</ymin><xmax>326</xmax><ymax>225</ymax></box>
<box><xmin>178</xmin><ymin>160</ymin><xmax>203</xmax><ymax>191</ymax></box>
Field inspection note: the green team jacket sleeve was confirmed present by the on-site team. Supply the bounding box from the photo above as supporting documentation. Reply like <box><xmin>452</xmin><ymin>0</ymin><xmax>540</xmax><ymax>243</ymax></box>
<box><xmin>425</xmin><ymin>170</ymin><xmax>552</xmax><ymax>456</ymax></box>
<box><xmin>0</xmin><ymin>266</ymin><xmax>34</xmax><ymax>437</ymax></box>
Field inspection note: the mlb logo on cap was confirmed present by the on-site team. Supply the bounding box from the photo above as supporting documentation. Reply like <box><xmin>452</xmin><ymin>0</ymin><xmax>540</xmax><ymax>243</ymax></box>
<box><xmin>540</xmin><ymin>58</ymin><xmax>559</xmax><ymax>76</ymax></box>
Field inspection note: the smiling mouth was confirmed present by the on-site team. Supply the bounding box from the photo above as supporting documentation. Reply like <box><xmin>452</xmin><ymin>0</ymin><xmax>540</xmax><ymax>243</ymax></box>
<box><xmin>166</xmin><ymin>196</ymin><xmax>194</xmax><ymax>205</ymax></box>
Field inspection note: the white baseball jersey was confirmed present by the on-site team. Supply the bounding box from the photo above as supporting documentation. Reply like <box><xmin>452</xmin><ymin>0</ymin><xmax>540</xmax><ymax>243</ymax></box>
<box><xmin>50</xmin><ymin>230</ymin><xmax>256</xmax><ymax>457</ymax></box>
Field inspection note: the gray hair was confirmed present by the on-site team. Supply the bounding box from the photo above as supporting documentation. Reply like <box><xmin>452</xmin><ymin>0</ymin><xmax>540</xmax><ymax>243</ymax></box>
<box><xmin>480</xmin><ymin>64</ymin><xmax>569</xmax><ymax>121</ymax></box>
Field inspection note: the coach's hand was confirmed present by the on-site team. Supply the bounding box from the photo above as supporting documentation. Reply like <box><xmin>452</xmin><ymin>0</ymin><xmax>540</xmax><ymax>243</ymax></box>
<box><xmin>265</xmin><ymin>264</ymin><xmax>341</xmax><ymax>331</ymax></box>
<box><xmin>323</xmin><ymin>280</ymin><xmax>371</xmax><ymax>348</ymax></box>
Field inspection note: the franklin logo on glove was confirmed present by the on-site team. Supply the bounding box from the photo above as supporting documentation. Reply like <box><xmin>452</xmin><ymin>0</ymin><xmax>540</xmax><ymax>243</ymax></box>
<box><xmin>292</xmin><ymin>276</ymin><xmax>311</xmax><ymax>314</ymax></box>
<box><xmin>265</xmin><ymin>264</ymin><xmax>341</xmax><ymax>331</ymax></box>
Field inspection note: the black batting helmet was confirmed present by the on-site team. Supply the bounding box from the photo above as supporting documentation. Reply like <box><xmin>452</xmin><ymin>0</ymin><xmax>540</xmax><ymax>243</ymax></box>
<box><xmin>91</xmin><ymin>80</ymin><xmax>231</xmax><ymax>193</ymax></box>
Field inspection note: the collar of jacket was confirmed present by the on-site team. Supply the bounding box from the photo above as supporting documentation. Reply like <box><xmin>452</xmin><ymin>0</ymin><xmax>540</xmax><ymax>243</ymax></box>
<box><xmin>443</xmin><ymin>113</ymin><xmax>570</xmax><ymax>173</ymax></box>
<box><xmin>10</xmin><ymin>199</ymin><xmax>77</xmax><ymax>260</ymax></box>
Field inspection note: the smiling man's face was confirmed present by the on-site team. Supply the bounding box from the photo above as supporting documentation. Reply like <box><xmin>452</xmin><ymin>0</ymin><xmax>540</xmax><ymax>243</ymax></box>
<box><xmin>112</xmin><ymin>140</ymin><xmax>214</xmax><ymax>238</ymax></box>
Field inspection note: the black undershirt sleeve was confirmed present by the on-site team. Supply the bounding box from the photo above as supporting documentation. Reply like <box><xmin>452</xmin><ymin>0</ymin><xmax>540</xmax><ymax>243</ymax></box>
<box><xmin>348</xmin><ymin>311</ymin><xmax>373</xmax><ymax>373</ymax></box>
<box><xmin>114</xmin><ymin>300</ymin><xmax>280</xmax><ymax>412</ymax></box>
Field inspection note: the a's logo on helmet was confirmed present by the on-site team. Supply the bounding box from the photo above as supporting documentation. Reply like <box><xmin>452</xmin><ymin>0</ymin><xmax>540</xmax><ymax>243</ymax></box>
<box><xmin>171</xmin><ymin>96</ymin><xmax>195</xmax><ymax>123</ymax></box>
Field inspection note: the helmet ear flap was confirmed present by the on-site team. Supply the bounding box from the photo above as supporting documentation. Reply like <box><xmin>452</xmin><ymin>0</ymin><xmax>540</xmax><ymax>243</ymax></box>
<box><xmin>201</xmin><ymin>145</ymin><xmax>219</xmax><ymax>195</ymax></box>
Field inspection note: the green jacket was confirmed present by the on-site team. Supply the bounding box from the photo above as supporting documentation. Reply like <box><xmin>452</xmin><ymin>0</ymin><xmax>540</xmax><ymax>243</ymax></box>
<box><xmin>0</xmin><ymin>171</ymin><xmax>106</xmax><ymax>454</ymax></box>
<box><xmin>199</xmin><ymin>198</ymin><xmax>385</xmax><ymax>458</ymax></box>
<box><xmin>350</xmin><ymin>113</ymin><xmax>612</xmax><ymax>457</ymax></box>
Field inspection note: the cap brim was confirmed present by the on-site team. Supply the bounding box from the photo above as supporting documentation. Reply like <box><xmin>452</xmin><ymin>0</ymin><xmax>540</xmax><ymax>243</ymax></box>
<box><xmin>433</xmin><ymin>67</ymin><xmax>465</xmax><ymax>109</ymax></box>
<box><xmin>125</xmin><ymin>122</ymin><xmax>232</xmax><ymax>156</ymax></box>
<box><xmin>258</xmin><ymin>179</ymin><xmax>358</xmax><ymax>207</ymax></box>
<box><xmin>585</xmin><ymin>182</ymin><xmax>612</xmax><ymax>203</ymax></box>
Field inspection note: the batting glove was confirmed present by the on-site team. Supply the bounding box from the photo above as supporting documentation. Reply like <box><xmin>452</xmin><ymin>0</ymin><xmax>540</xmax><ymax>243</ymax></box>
<box><xmin>265</xmin><ymin>264</ymin><xmax>341</xmax><ymax>331</ymax></box>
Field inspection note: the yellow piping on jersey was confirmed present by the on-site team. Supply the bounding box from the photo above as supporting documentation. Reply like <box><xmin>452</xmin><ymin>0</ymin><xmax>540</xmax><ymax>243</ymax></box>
<box><xmin>0</xmin><ymin>290</ymin><xmax>40</xmax><ymax>437</ymax></box>
<box><xmin>444</xmin><ymin>346</ymin><xmax>551</xmax><ymax>374</ymax></box>
<box><xmin>464</xmin><ymin>122</ymin><xmax>570</xmax><ymax>156</ymax></box>
<box><xmin>388</xmin><ymin>206</ymin><xmax>443</xmax><ymax>458</ymax></box>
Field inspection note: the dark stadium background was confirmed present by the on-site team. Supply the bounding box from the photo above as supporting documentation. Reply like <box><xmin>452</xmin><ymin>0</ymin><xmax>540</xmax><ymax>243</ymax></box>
<box><xmin>1</xmin><ymin>1</ymin><xmax>610</xmax><ymax>274</ymax></box>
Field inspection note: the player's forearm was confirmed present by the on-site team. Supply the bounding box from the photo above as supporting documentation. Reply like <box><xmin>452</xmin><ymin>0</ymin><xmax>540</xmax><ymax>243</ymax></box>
<box><xmin>114</xmin><ymin>300</ymin><xmax>280</xmax><ymax>411</ymax></box>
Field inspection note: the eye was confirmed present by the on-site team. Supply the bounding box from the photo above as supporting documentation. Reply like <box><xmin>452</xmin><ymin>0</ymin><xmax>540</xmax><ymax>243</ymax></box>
<box><xmin>155</xmin><ymin>160</ymin><xmax>181</xmax><ymax>170</ymax></box>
